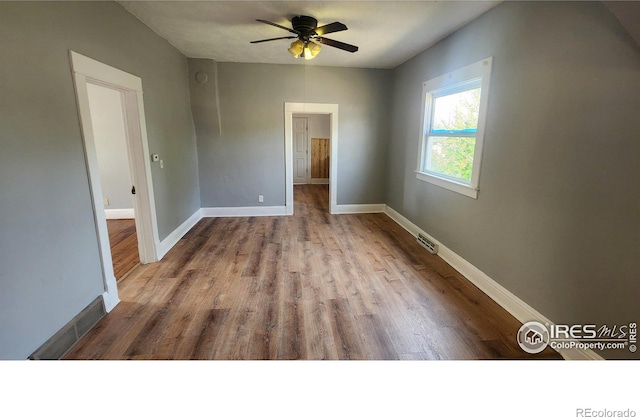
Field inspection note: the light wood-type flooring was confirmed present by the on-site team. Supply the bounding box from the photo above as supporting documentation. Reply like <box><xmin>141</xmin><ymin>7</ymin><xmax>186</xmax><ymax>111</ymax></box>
<box><xmin>66</xmin><ymin>185</ymin><xmax>561</xmax><ymax>360</ymax></box>
<box><xmin>107</xmin><ymin>219</ymin><xmax>139</xmax><ymax>280</ymax></box>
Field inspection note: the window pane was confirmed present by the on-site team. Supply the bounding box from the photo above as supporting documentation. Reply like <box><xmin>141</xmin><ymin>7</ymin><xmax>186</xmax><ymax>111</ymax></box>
<box><xmin>431</xmin><ymin>88</ymin><xmax>481</xmax><ymax>134</ymax></box>
<box><xmin>426</xmin><ymin>136</ymin><xmax>475</xmax><ymax>182</ymax></box>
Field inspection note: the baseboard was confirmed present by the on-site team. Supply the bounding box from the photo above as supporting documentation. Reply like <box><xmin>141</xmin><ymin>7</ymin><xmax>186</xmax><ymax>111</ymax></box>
<box><xmin>310</xmin><ymin>178</ymin><xmax>329</xmax><ymax>184</ymax></box>
<box><xmin>29</xmin><ymin>296</ymin><xmax>105</xmax><ymax>360</ymax></box>
<box><xmin>331</xmin><ymin>203</ymin><xmax>387</xmax><ymax>214</ymax></box>
<box><xmin>102</xmin><ymin>289</ymin><xmax>120</xmax><ymax>313</ymax></box>
<box><xmin>156</xmin><ymin>209</ymin><xmax>203</xmax><ymax>260</ymax></box>
<box><xmin>201</xmin><ymin>203</ymin><xmax>384</xmax><ymax>217</ymax></box>
<box><xmin>384</xmin><ymin>206</ymin><xmax>604</xmax><ymax>360</ymax></box>
<box><xmin>201</xmin><ymin>206</ymin><xmax>287</xmax><ymax>217</ymax></box>
<box><xmin>384</xmin><ymin>206</ymin><xmax>423</xmax><ymax>236</ymax></box>
<box><xmin>105</xmin><ymin>208</ymin><xmax>134</xmax><ymax>219</ymax></box>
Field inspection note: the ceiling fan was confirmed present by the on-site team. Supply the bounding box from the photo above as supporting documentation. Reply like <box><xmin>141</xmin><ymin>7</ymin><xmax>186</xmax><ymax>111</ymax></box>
<box><xmin>250</xmin><ymin>15</ymin><xmax>359</xmax><ymax>60</ymax></box>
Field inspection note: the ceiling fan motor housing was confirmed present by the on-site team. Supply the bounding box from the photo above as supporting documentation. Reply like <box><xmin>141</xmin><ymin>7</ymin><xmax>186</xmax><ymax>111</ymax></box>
<box><xmin>292</xmin><ymin>15</ymin><xmax>318</xmax><ymax>40</ymax></box>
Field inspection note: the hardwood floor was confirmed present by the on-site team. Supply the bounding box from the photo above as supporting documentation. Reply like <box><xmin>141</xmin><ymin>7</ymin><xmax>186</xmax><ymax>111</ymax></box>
<box><xmin>66</xmin><ymin>185</ymin><xmax>561</xmax><ymax>360</ymax></box>
<box><xmin>107</xmin><ymin>219</ymin><xmax>139</xmax><ymax>280</ymax></box>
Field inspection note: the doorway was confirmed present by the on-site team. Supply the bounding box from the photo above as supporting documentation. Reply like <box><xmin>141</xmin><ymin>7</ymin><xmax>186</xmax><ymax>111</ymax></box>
<box><xmin>285</xmin><ymin>103</ymin><xmax>338</xmax><ymax>215</ymax></box>
<box><xmin>86</xmin><ymin>82</ymin><xmax>140</xmax><ymax>280</ymax></box>
<box><xmin>70</xmin><ymin>51</ymin><xmax>159</xmax><ymax>312</ymax></box>
<box><xmin>292</xmin><ymin>114</ymin><xmax>331</xmax><ymax>187</ymax></box>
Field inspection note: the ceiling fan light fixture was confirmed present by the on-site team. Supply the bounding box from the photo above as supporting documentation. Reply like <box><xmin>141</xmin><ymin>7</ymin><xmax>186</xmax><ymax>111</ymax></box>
<box><xmin>288</xmin><ymin>40</ymin><xmax>304</xmax><ymax>57</ymax></box>
<box><xmin>303</xmin><ymin>41</ymin><xmax>322</xmax><ymax>60</ymax></box>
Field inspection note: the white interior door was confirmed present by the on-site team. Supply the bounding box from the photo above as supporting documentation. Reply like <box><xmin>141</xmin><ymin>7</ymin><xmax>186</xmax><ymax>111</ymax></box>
<box><xmin>293</xmin><ymin>117</ymin><xmax>308</xmax><ymax>184</ymax></box>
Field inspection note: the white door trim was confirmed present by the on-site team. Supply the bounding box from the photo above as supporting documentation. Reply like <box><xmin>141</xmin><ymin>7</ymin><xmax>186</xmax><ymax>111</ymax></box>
<box><xmin>69</xmin><ymin>51</ymin><xmax>159</xmax><ymax>312</ymax></box>
<box><xmin>285</xmin><ymin>103</ymin><xmax>338</xmax><ymax>215</ymax></box>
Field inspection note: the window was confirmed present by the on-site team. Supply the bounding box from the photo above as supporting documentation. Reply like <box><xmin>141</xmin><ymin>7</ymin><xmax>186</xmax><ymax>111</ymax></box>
<box><xmin>417</xmin><ymin>57</ymin><xmax>492</xmax><ymax>199</ymax></box>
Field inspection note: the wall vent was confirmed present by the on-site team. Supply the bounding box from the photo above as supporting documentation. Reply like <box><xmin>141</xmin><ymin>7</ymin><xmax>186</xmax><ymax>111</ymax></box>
<box><xmin>417</xmin><ymin>233</ymin><xmax>438</xmax><ymax>255</ymax></box>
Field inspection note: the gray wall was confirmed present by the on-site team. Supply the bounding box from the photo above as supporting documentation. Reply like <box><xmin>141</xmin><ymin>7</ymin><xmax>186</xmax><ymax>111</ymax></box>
<box><xmin>387</xmin><ymin>1</ymin><xmax>640</xmax><ymax>359</ymax></box>
<box><xmin>0</xmin><ymin>1</ymin><xmax>199</xmax><ymax>359</ymax></box>
<box><xmin>189</xmin><ymin>60</ymin><xmax>392</xmax><ymax>207</ymax></box>
<box><xmin>87</xmin><ymin>83</ymin><xmax>133</xmax><ymax>211</ymax></box>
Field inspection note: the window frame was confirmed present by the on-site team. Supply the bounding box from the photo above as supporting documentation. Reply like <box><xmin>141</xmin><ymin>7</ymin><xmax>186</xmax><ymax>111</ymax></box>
<box><xmin>416</xmin><ymin>57</ymin><xmax>493</xmax><ymax>199</ymax></box>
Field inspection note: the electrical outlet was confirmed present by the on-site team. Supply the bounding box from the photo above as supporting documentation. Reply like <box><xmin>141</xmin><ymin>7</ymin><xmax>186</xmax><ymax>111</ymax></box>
<box><xmin>103</xmin><ymin>198</ymin><xmax>109</xmax><ymax>206</ymax></box>
<box><xmin>258</xmin><ymin>195</ymin><xmax>264</xmax><ymax>203</ymax></box>
<box><xmin>160</xmin><ymin>160</ymin><xmax>164</xmax><ymax>169</ymax></box>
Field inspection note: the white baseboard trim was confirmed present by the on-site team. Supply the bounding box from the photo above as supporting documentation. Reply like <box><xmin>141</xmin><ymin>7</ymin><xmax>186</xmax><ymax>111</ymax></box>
<box><xmin>331</xmin><ymin>203</ymin><xmax>387</xmax><ymax>214</ymax></box>
<box><xmin>201</xmin><ymin>206</ymin><xmax>287</xmax><ymax>217</ymax></box>
<box><xmin>156</xmin><ymin>209</ymin><xmax>203</xmax><ymax>260</ymax></box>
<box><xmin>310</xmin><ymin>178</ymin><xmax>329</xmax><ymax>184</ymax></box>
<box><xmin>101</xmin><ymin>290</ymin><xmax>120</xmax><ymax>313</ymax></box>
<box><xmin>384</xmin><ymin>206</ymin><xmax>604</xmax><ymax>360</ymax></box>
<box><xmin>104</xmin><ymin>208</ymin><xmax>134</xmax><ymax>219</ymax></box>
<box><xmin>384</xmin><ymin>206</ymin><xmax>422</xmax><ymax>237</ymax></box>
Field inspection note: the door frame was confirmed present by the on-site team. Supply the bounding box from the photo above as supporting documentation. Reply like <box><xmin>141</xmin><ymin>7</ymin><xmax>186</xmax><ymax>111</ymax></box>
<box><xmin>69</xmin><ymin>51</ymin><xmax>159</xmax><ymax>312</ymax></box>
<box><xmin>285</xmin><ymin>103</ymin><xmax>338</xmax><ymax>214</ymax></box>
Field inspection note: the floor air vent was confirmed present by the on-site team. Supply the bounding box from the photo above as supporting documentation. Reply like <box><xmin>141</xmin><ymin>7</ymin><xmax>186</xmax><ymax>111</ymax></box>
<box><xmin>417</xmin><ymin>233</ymin><xmax>438</xmax><ymax>255</ymax></box>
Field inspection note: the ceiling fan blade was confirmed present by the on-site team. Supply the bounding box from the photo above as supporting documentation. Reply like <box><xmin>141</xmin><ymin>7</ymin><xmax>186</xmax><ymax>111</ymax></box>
<box><xmin>250</xmin><ymin>36</ymin><xmax>298</xmax><ymax>44</ymax></box>
<box><xmin>256</xmin><ymin>19</ymin><xmax>299</xmax><ymax>35</ymax></box>
<box><xmin>314</xmin><ymin>22</ymin><xmax>348</xmax><ymax>36</ymax></box>
<box><xmin>316</xmin><ymin>37</ymin><xmax>359</xmax><ymax>53</ymax></box>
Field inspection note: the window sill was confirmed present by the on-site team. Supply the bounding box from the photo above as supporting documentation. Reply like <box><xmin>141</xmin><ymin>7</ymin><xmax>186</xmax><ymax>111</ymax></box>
<box><xmin>415</xmin><ymin>171</ymin><xmax>478</xmax><ymax>199</ymax></box>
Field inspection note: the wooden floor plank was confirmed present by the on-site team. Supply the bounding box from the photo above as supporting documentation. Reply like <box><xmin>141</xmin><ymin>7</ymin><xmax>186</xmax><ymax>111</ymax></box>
<box><xmin>107</xmin><ymin>219</ymin><xmax>139</xmax><ymax>279</ymax></box>
<box><xmin>65</xmin><ymin>185</ymin><xmax>562</xmax><ymax>360</ymax></box>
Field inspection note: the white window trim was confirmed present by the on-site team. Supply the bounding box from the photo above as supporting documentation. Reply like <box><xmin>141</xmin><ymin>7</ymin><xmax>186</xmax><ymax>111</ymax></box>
<box><xmin>416</xmin><ymin>57</ymin><xmax>493</xmax><ymax>199</ymax></box>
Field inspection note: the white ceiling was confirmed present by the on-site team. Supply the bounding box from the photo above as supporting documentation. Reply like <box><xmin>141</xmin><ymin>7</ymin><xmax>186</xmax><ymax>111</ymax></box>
<box><xmin>117</xmin><ymin>1</ymin><xmax>501</xmax><ymax>69</ymax></box>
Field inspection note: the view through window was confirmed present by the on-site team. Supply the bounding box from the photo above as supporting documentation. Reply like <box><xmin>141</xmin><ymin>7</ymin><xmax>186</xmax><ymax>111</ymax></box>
<box><xmin>417</xmin><ymin>58</ymin><xmax>492</xmax><ymax>199</ymax></box>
